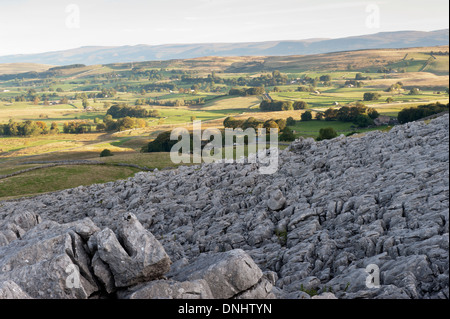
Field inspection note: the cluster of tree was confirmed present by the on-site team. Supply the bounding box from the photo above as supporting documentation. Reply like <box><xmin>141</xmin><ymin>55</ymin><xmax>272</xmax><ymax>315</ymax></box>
<box><xmin>377</xmin><ymin>67</ymin><xmax>396</xmax><ymax>74</ymax></box>
<box><xmin>95</xmin><ymin>115</ymin><xmax>148</xmax><ymax>132</ymax></box>
<box><xmin>113</xmin><ymin>83</ymin><xmax>176</xmax><ymax>93</ymax></box>
<box><xmin>95</xmin><ymin>88</ymin><xmax>117</xmax><ymax>98</ymax></box>
<box><xmin>143</xmin><ymin>98</ymin><xmax>206</xmax><ymax>107</ymax></box>
<box><xmin>322</xmin><ymin>105</ymin><xmax>379</xmax><ymax>127</ymax></box>
<box><xmin>386</xmin><ymin>82</ymin><xmax>404</xmax><ymax>92</ymax></box>
<box><xmin>317</xmin><ymin>127</ymin><xmax>338</xmax><ymax>141</ymax></box>
<box><xmin>297</xmin><ymin>86</ymin><xmax>316</xmax><ymax>92</ymax></box>
<box><xmin>63</xmin><ymin>121</ymin><xmax>95</xmax><ymax>134</ymax></box>
<box><xmin>106</xmin><ymin>103</ymin><xmax>159</xmax><ymax>119</ymax></box>
<box><xmin>229</xmin><ymin>87</ymin><xmax>265</xmax><ymax>96</ymax></box>
<box><xmin>223</xmin><ymin>116</ymin><xmax>287</xmax><ymax>131</ymax></box>
<box><xmin>297</xmin><ymin>76</ymin><xmax>319</xmax><ymax>87</ymax></box>
<box><xmin>142</xmin><ymin>126</ymin><xmax>297</xmax><ymax>154</ymax></box>
<box><xmin>260</xmin><ymin>100</ymin><xmax>308</xmax><ymax>112</ymax></box>
<box><xmin>0</xmin><ymin>120</ymin><xmax>58</xmax><ymax>136</ymax></box>
<box><xmin>344</xmin><ymin>80</ymin><xmax>364</xmax><ymax>88</ymax></box>
<box><xmin>48</xmin><ymin>64</ymin><xmax>86</xmax><ymax>71</ymax></box>
<box><xmin>129</xmin><ymin>68</ymin><xmax>165</xmax><ymax>81</ymax></box>
<box><xmin>231</xmin><ymin>71</ymin><xmax>290</xmax><ymax>87</ymax></box>
<box><xmin>180</xmin><ymin>71</ymin><xmax>289</xmax><ymax>88</ymax></box>
<box><xmin>355</xmin><ymin>73</ymin><xmax>372</xmax><ymax>81</ymax></box>
<box><xmin>319</xmin><ymin>75</ymin><xmax>332</xmax><ymax>82</ymax></box>
<box><xmin>430</xmin><ymin>51</ymin><xmax>449</xmax><ymax>56</ymax></box>
<box><xmin>363</xmin><ymin>92</ymin><xmax>382</xmax><ymax>101</ymax></box>
<box><xmin>408</xmin><ymin>88</ymin><xmax>421</xmax><ymax>95</ymax></box>
<box><xmin>142</xmin><ymin>131</ymin><xmax>179</xmax><ymax>153</ymax></box>
<box><xmin>397</xmin><ymin>102</ymin><xmax>449</xmax><ymax>124</ymax></box>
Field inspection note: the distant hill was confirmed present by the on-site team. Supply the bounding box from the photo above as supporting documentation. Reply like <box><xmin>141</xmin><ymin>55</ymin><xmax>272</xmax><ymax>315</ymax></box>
<box><xmin>0</xmin><ymin>29</ymin><xmax>448</xmax><ymax>66</ymax></box>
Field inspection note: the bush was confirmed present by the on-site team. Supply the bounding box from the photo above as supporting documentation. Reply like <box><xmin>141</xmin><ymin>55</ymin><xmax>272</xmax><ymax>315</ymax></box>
<box><xmin>317</xmin><ymin>127</ymin><xmax>338</xmax><ymax>141</ymax></box>
<box><xmin>100</xmin><ymin>149</ymin><xmax>113</xmax><ymax>157</ymax></box>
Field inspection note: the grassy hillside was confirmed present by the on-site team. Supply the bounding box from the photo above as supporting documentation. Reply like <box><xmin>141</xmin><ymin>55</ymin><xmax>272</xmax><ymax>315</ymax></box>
<box><xmin>0</xmin><ymin>63</ymin><xmax>53</xmax><ymax>75</ymax></box>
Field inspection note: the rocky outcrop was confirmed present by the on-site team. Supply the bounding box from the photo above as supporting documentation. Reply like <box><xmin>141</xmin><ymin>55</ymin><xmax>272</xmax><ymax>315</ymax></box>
<box><xmin>0</xmin><ymin>211</ymin><xmax>272</xmax><ymax>299</ymax></box>
<box><xmin>0</xmin><ymin>115</ymin><xmax>448</xmax><ymax>299</ymax></box>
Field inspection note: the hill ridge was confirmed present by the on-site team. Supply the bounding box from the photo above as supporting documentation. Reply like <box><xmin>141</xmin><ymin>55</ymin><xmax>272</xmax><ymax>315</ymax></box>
<box><xmin>0</xmin><ymin>29</ymin><xmax>448</xmax><ymax>65</ymax></box>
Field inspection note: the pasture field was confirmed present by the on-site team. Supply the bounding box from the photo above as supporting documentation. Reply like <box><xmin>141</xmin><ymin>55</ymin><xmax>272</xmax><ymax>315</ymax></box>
<box><xmin>0</xmin><ymin>45</ymin><xmax>448</xmax><ymax>200</ymax></box>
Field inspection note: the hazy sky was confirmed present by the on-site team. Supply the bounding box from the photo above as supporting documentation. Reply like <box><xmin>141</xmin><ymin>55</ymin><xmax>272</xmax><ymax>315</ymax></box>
<box><xmin>0</xmin><ymin>0</ymin><xmax>448</xmax><ymax>56</ymax></box>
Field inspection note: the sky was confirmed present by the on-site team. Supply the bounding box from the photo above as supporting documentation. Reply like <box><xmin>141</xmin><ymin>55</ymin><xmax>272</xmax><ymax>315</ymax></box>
<box><xmin>0</xmin><ymin>0</ymin><xmax>448</xmax><ymax>56</ymax></box>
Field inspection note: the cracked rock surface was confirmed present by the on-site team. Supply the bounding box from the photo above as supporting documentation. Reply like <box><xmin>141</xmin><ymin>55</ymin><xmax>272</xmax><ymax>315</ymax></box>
<box><xmin>0</xmin><ymin>115</ymin><xmax>448</xmax><ymax>299</ymax></box>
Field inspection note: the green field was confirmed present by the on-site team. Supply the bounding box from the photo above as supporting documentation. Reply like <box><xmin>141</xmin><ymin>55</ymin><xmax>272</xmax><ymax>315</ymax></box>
<box><xmin>288</xmin><ymin>120</ymin><xmax>390</xmax><ymax>138</ymax></box>
<box><xmin>0</xmin><ymin>45</ymin><xmax>448</xmax><ymax>200</ymax></box>
<box><xmin>0</xmin><ymin>165</ymin><xmax>140</xmax><ymax>199</ymax></box>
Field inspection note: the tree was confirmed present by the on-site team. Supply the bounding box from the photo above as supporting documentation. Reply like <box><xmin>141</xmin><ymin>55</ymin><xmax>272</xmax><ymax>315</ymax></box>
<box><xmin>275</xmin><ymin>119</ymin><xmax>287</xmax><ymax>131</ymax></box>
<box><xmin>353</xmin><ymin>114</ymin><xmax>374</xmax><ymax>127</ymax></box>
<box><xmin>96</xmin><ymin>123</ymin><xmax>106</xmax><ymax>131</ymax></box>
<box><xmin>386</xmin><ymin>97</ymin><xmax>394</xmax><ymax>103</ymax></box>
<box><xmin>409</xmin><ymin>88</ymin><xmax>420</xmax><ymax>95</ymax></box>
<box><xmin>260</xmin><ymin>100</ymin><xmax>293</xmax><ymax>112</ymax></box>
<box><xmin>60</xmin><ymin>97</ymin><xmax>69</xmax><ymax>104</ymax></box>
<box><xmin>363</xmin><ymin>92</ymin><xmax>381</xmax><ymax>101</ymax></box>
<box><xmin>293</xmin><ymin>101</ymin><xmax>308</xmax><ymax>110</ymax></box>
<box><xmin>397</xmin><ymin>102</ymin><xmax>449</xmax><ymax>124</ymax></box>
<box><xmin>144</xmin><ymin>131</ymin><xmax>179</xmax><ymax>153</ymax></box>
<box><xmin>117</xmin><ymin>117</ymin><xmax>137</xmax><ymax>131</ymax></box>
<box><xmin>50</xmin><ymin>122</ymin><xmax>59</xmax><ymax>134</ymax></box>
<box><xmin>301</xmin><ymin>111</ymin><xmax>313</xmax><ymax>121</ymax></box>
<box><xmin>224</xmin><ymin>116</ymin><xmax>245</xmax><ymax>129</ymax></box>
<box><xmin>263</xmin><ymin>120</ymin><xmax>279</xmax><ymax>130</ymax></box>
<box><xmin>279</xmin><ymin>127</ymin><xmax>296</xmax><ymax>142</ymax></box>
<box><xmin>286</xmin><ymin>117</ymin><xmax>296</xmax><ymax>126</ymax></box>
<box><xmin>82</xmin><ymin>99</ymin><xmax>90</xmax><ymax>109</ymax></box>
<box><xmin>315</xmin><ymin>113</ymin><xmax>324</xmax><ymax>121</ymax></box>
<box><xmin>100</xmin><ymin>149</ymin><xmax>113</xmax><ymax>157</ymax></box>
<box><xmin>368</xmin><ymin>109</ymin><xmax>380</xmax><ymax>120</ymax></box>
<box><xmin>243</xmin><ymin>117</ymin><xmax>263</xmax><ymax>130</ymax></box>
<box><xmin>324</xmin><ymin>108</ymin><xmax>338</xmax><ymax>121</ymax></box>
<box><xmin>317</xmin><ymin>127</ymin><xmax>338</xmax><ymax>141</ymax></box>
<box><xmin>273</xmin><ymin>87</ymin><xmax>281</xmax><ymax>92</ymax></box>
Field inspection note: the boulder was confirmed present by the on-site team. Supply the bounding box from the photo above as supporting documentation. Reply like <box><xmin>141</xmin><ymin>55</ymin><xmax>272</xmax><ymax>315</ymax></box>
<box><xmin>171</xmin><ymin>249</ymin><xmax>264</xmax><ymax>299</ymax></box>
<box><xmin>0</xmin><ymin>280</ymin><xmax>32</xmax><ymax>299</ymax></box>
<box><xmin>94</xmin><ymin>213</ymin><xmax>172</xmax><ymax>288</ymax></box>
<box><xmin>0</xmin><ymin>218</ymin><xmax>100</xmax><ymax>299</ymax></box>
<box><xmin>118</xmin><ymin>279</ymin><xmax>213</xmax><ymax>299</ymax></box>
